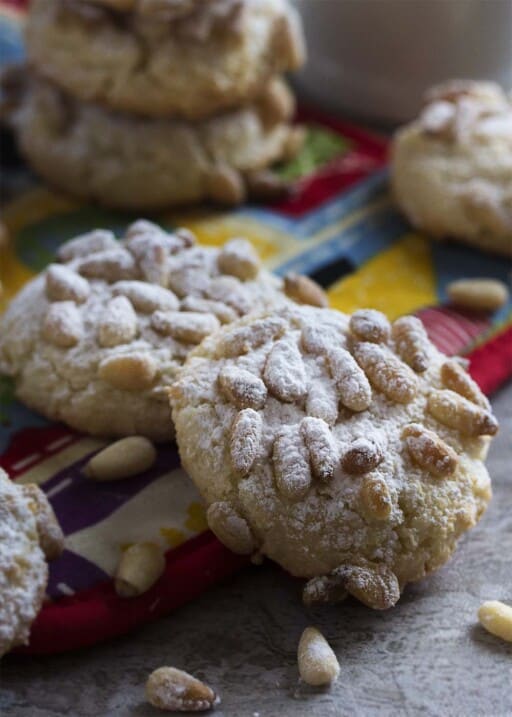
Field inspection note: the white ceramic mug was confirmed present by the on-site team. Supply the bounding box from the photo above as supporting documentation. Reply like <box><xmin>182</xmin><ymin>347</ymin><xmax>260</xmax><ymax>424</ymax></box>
<box><xmin>293</xmin><ymin>0</ymin><xmax>512</xmax><ymax>123</ymax></box>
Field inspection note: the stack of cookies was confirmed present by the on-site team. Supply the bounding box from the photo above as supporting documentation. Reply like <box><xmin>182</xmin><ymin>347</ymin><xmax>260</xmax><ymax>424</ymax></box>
<box><xmin>6</xmin><ymin>0</ymin><xmax>306</xmax><ymax>209</ymax></box>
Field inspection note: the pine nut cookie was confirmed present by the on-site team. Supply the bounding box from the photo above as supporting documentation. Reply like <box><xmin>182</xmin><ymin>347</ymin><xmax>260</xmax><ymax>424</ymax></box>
<box><xmin>391</xmin><ymin>80</ymin><xmax>512</xmax><ymax>257</ymax></box>
<box><xmin>170</xmin><ymin>306</ymin><xmax>498</xmax><ymax>609</ymax></box>
<box><xmin>6</xmin><ymin>73</ymin><xmax>301</xmax><ymax>210</ymax></box>
<box><xmin>0</xmin><ymin>468</ymin><xmax>64</xmax><ymax>657</ymax></box>
<box><xmin>25</xmin><ymin>0</ymin><xmax>305</xmax><ymax>120</ymax></box>
<box><xmin>0</xmin><ymin>221</ymin><xmax>319</xmax><ymax>440</ymax></box>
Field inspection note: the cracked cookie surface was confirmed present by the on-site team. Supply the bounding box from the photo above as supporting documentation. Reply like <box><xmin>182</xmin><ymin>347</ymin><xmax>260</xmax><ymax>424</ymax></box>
<box><xmin>0</xmin><ymin>221</ymin><xmax>300</xmax><ymax>440</ymax></box>
<box><xmin>26</xmin><ymin>0</ymin><xmax>305</xmax><ymax>119</ymax></box>
<box><xmin>0</xmin><ymin>469</ymin><xmax>63</xmax><ymax>657</ymax></box>
<box><xmin>8</xmin><ymin>74</ymin><xmax>301</xmax><ymax>210</ymax></box>
<box><xmin>170</xmin><ymin>306</ymin><xmax>497</xmax><ymax>608</ymax></box>
<box><xmin>391</xmin><ymin>79</ymin><xmax>512</xmax><ymax>257</ymax></box>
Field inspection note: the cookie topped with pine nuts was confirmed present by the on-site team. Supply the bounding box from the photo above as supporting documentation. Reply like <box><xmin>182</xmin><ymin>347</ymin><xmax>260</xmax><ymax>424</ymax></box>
<box><xmin>391</xmin><ymin>79</ymin><xmax>512</xmax><ymax>257</ymax></box>
<box><xmin>0</xmin><ymin>467</ymin><xmax>64</xmax><ymax>657</ymax></box>
<box><xmin>170</xmin><ymin>305</ymin><xmax>498</xmax><ymax>609</ymax></box>
<box><xmin>0</xmin><ymin>220</ymin><xmax>321</xmax><ymax>441</ymax></box>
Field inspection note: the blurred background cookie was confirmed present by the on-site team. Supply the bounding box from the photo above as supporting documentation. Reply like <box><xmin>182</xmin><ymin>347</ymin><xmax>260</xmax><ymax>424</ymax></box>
<box><xmin>0</xmin><ymin>0</ymin><xmax>306</xmax><ymax>210</ymax></box>
<box><xmin>6</xmin><ymin>73</ymin><xmax>302</xmax><ymax>209</ymax></box>
<box><xmin>391</xmin><ymin>80</ymin><xmax>512</xmax><ymax>257</ymax></box>
<box><xmin>26</xmin><ymin>0</ymin><xmax>305</xmax><ymax>119</ymax></box>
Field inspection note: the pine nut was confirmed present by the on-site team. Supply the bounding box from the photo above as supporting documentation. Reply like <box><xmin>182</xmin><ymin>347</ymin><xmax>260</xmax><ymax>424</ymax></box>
<box><xmin>84</xmin><ymin>437</ymin><xmax>156</xmax><ymax>481</ymax></box>
<box><xmin>447</xmin><ymin>278</ymin><xmax>509</xmax><ymax>312</ymax></box>
<box><xmin>478</xmin><ymin>600</ymin><xmax>512</xmax><ymax>642</ymax></box>
<box><xmin>297</xmin><ymin>627</ymin><xmax>340</xmax><ymax>686</ymax></box>
<box><xmin>146</xmin><ymin>666</ymin><xmax>219</xmax><ymax>712</ymax></box>
<box><xmin>115</xmin><ymin>542</ymin><xmax>165</xmax><ymax>598</ymax></box>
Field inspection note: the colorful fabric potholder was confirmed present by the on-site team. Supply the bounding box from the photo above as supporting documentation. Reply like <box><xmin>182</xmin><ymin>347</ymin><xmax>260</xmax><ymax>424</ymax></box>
<box><xmin>1</xmin><ymin>3</ymin><xmax>511</xmax><ymax>655</ymax></box>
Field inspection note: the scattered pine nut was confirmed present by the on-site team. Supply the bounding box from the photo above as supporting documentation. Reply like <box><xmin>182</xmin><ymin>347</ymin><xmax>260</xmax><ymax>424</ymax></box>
<box><xmin>84</xmin><ymin>436</ymin><xmax>156</xmax><ymax>481</ymax></box>
<box><xmin>115</xmin><ymin>542</ymin><xmax>165</xmax><ymax>598</ymax></box>
<box><xmin>146</xmin><ymin>666</ymin><xmax>219</xmax><ymax>712</ymax></box>
<box><xmin>478</xmin><ymin>600</ymin><xmax>512</xmax><ymax>642</ymax></box>
<box><xmin>297</xmin><ymin>627</ymin><xmax>340</xmax><ymax>686</ymax></box>
<box><xmin>447</xmin><ymin>278</ymin><xmax>509</xmax><ymax>312</ymax></box>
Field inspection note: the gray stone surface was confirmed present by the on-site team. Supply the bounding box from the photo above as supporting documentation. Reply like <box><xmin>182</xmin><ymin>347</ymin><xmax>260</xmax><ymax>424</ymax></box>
<box><xmin>0</xmin><ymin>384</ymin><xmax>510</xmax><ymax>717</ymax></box>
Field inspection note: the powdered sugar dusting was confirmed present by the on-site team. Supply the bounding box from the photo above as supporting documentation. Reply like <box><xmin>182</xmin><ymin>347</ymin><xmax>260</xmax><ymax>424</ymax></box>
<box><xmin>349</xmin><ymin>308</ymin><xmax>390</xmax><ymax>344</ymax></box>
<box><xmin>171</xmin><ymin>304</ymin><xmax>497</xmax><ymax>597</ymax></box>
<box><xmin>98</xmin><ymin>295</ymin><xmax>138</xmax><ymax>347</ymax></box>
<box><xmin>0</xmin><ymin>469</ymin><xmax>49</xmax><ymax>656</ymax></box>
<box><xmin>56</xmin><ymin>229</ymin><xmax>118</xmax><ymax>261</ymax></box>
<box><xmin>273</xmin><ymin>423</ymin><xmax>312</xmax><ymax>500</ymax></box>
<box><xmin>392</xmin><ymin>315</ymin><xmax>431</xmax><ymax>372</ymax></box>
<box><xmin>113</xmin><ymin>280</ymin><xmax>179</xmax><ymax>313</ymax></box>
<box><xmin>301</xmin><ymin>416</ymin><xmax>338</xmax><ymax>482</ymax></box>
<box><xmin>42</xmin><ymin>301</ymin><xmax>83</xmax><ymax>347</ymax></box>
<box><xmin>306</xmin><ymin>377</ymin><xmax>338</xmax><ymax>425</ymax></box>
<box><xmin>263</xmin><ymin>338</ymin><xmax>307</xmax><ymax>402</ymax></box>
<box><xmin>327</xmin><ymin>346</ymin><xmax>372</xmax><ymax>412</ymax></box>
<box><xmin>218</xmin><ymin>365</ymin><xmax>267</xmax><ymax>409</ymax></box>
<box><xmin>181</xmin><ymin>295</ymin><xmax>238</xmax><ymax>324</ymax></box>
<box><xmin>45</xmin><ymin>263</ymin><xmax>90</xmax><ymax>304</ymax></box>
<box><xmin>77</xmin><ymin>247</ymin><xmax>138</xmax><ymax>281</ymax></box>
<box><xmin>230</xmin><ymin>408</ymin><xmax>263</xmax><ymax>476</ymax></box>
<box><xmin>353</xmin><ymin>341</ymin><xmax>418</xmax><ymax>404</ymax></box>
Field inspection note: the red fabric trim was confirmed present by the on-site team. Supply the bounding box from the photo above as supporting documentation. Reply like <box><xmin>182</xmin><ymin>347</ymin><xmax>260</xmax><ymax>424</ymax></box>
<box><xmin>0</xmin><ymin>426</ymin><xmax>78</xmax><ymax>477</ymax></box>
<box><xmin>273</xmin><ymin>107</ymin><xmax>388</xmax><ymax>217</ymax></box>
<box><xmin>0</xmin><ymin>1</ymin><xmax>27</xmax><ymax>9</ymax></box>
<box><xmin>21</xmin><ymin>532</ymin><xmax>247</xmax><ymax>654</ymax></box>
<box><xmin>467</xmin><ymin>325</ymin><xmax>512</xmax><ymax>396</ymax></box>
